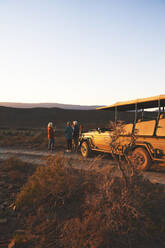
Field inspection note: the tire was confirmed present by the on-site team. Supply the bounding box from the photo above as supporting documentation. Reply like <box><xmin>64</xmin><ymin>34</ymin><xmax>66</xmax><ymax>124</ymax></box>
<box><xmin>132</xmin><ymin>147</ymin><xmax>151</xmax><ymax>171</ymax></box>
<box><xmin>80</xmin><ymin>141</ymin><xmax>91</xmax><ymax>158</ymax></box>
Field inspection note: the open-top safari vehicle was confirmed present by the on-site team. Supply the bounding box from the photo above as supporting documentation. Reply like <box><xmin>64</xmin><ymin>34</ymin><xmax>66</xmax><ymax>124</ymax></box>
<box><xmin>79</xmin><ymin>95</ymin><xmax>165</xmax><ymax>170</ymax></box>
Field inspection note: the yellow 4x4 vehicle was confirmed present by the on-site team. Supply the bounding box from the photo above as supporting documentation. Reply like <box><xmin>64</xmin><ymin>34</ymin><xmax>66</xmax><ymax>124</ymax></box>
<box><xmin>79</xmin><ymin>95</ymin><xmax>165</xmax><ymax>170</ymax></box>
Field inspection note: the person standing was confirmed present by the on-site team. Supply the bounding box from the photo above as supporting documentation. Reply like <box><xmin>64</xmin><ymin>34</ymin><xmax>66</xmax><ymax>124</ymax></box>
<box><xmin>72</xmin><ymin>120</ymin><xmax>80</xmax><ymax>152</ymax></box>
<box><xmin>48</xmin><ymin>122</ymin><xmax>55</xmax><ymax>152</ymax></box>
<box><xmin>64</xmin><ymin>121</ymin><xmax>73</xmax><ymax>152</ymax></box>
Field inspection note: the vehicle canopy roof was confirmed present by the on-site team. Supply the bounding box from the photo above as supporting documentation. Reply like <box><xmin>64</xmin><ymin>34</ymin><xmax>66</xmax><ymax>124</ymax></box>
<box><xmin>97</xmin><ymin>95</ymin><xmax>165</xmax><ymax>111</ymax></box>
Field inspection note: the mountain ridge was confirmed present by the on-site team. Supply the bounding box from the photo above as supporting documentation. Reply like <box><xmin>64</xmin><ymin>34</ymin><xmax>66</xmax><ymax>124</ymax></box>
<box><xmin>0</xmin><ymin>105</ymin><xmax>111</xmax><ymax>128</ymax></box>
<box><xmin>0</xmin><ymin>102</ymin><xmax>103</xmax><ymax>110</ymax></box>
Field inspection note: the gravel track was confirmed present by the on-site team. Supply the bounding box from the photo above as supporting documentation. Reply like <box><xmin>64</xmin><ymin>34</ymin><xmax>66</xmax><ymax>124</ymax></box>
<box><xmin>0</xmin><ymin>147</ymin><xmax>165</xmax><ymax>185</ymax></box>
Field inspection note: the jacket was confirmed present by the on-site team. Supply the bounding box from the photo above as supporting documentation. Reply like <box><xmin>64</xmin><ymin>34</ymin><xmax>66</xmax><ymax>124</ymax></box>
<box><xmin>48</xmin><ymin>127</ymin><xmax>55</xmax><ymax>139</ymax></box>
<box><xmin>73</xmin><ymin>124</ymin><xmax>80</xmax><ymax>138</ymax></box>
<box><xmin>65</xmin><ymin>126</ymin><xmax>73</xmax><ymax>140</ymax></box>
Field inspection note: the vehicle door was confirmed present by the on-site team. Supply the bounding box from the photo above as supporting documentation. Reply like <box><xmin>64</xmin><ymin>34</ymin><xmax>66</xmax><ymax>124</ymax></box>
<box><xmin>92</xmin><ymin>129</ymin><xmax>112</xmax><ymax>151</ymax></box>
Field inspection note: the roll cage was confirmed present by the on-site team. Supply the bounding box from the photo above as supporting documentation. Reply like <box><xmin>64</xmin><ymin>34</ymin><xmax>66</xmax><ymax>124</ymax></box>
<box><xmin>97</xmin><ymin>95</ymin><xmax>165</xmax><ymax>128</ymax></box>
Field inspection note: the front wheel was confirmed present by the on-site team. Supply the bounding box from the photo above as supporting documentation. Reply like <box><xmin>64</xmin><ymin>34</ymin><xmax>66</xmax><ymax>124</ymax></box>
<box><xmin>132</xmin><ymin>147</ymin><xmax>151</xmax><ymax>171</ymax></box>
<box><xmin>80</xmin><ymin>141</ymin><xmax>91</xmax><ymax>158</ymax></box>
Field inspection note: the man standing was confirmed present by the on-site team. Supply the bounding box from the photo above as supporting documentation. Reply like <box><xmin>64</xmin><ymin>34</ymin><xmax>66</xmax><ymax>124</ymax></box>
<box><xmin>72</xmin><ymin>121</ymin><xmax>80</xmax><ymax>152</ymax></box>
<box><xmin>64</xmin><ymin>121</ymin><xmax>73</xmax><ymax>152</ymax></box>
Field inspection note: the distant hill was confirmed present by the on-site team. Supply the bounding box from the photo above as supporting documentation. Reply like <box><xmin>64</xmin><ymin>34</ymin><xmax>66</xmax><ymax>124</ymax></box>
<box><xmin>0</xmin><ymin>106</ymin><xmax>135</xmax><ymax>129</ymax></box>
<box><xmin>0</xmin><ymin>105</ymin><xmax>157</xmax><ymax>129</ymax></box>
<box><xmin>0</xmin><ymin>102</ymin><xmax>103</xmax><ymax>110</ymax></box>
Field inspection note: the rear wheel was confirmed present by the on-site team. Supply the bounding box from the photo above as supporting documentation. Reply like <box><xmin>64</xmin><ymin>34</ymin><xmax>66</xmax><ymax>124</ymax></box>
<box><xmin>132</xmin><ymin>147</ymin><xmax>151</xmax><ymax>171</ymax></box>
<box><xmin>80</xmin><ymin>141</ymin><xmax>91</xmax><ymax>158</ymax></box>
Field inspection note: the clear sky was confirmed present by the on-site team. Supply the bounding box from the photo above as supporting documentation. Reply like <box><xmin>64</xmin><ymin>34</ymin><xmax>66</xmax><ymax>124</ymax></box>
<box><xmin>0</xmin><ymin>0</ymin><xmax>165</xmax><ymax>105</ymax></box>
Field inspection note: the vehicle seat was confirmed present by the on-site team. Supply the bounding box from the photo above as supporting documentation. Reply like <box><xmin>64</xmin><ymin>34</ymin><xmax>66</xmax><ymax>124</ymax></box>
<box><xmin>157</xmin><ymin>119</ymin><xmax>165</xmax><ymax>136</ymax></box>
<box><xmin>135</xmin><ymin>120</ymin><xmax>156</xmax><ymax>136</ymax></box>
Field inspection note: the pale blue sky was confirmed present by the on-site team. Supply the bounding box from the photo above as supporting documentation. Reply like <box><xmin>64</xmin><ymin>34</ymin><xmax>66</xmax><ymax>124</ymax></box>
<box><xmin>0</xmin><ymin>0</ymin><xmax>165</xmax><ymax>105</ymax></box>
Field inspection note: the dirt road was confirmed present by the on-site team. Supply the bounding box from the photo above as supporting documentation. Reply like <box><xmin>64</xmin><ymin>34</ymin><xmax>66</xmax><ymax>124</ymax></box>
<box><xmin>0</xmin><ymin>147</ymin><xmax>165</xmax><ymax>185</ymax></box>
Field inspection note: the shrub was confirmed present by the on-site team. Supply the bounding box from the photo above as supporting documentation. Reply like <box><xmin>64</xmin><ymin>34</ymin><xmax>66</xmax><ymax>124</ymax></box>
<box><xmin>14</xmin><ymin>153</ymin><xmax>165</xmax><ymax>248</ymax></box>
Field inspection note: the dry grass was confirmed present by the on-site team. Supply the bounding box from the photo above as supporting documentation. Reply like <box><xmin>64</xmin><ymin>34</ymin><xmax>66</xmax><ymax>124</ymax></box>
<box><xmin>0</xmin><ymin>156</ymin><xmax>37</xmax><ymax>184</ymax></box>
<box><xmin>13</xmin><ymin>154</ymin><xmax>165</xmax><ymax>248</ymax></box>
<box><xmin>0</xmin><ymin>128</ymin><xmax>66</xmax><ymax>150</ymax></box>
<box><xmin>0</xmin><ymin>157</ymin><xmax>38</xmax><ymax>246</ymax></box>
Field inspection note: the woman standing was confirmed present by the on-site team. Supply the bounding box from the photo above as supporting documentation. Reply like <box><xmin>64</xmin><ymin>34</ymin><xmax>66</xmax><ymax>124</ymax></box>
<box><xmin>48</xmin><ymin>122</ymin><xmax>55</xmax><ymax>152</ymax></box>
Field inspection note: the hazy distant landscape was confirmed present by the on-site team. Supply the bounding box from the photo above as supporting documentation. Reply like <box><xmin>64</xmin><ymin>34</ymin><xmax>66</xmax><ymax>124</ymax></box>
<box><xmin>0</xmin><ymin>102</ymin><xmax>103</xmax><ymax>110</ymax></box>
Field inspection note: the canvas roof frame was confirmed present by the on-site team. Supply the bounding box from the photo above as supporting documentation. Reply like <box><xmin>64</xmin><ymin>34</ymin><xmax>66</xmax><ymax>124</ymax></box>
<box><xmin>97</xmin><ymin>95</ymin><xmax>165</xmax><ymax>123</ymax></box>
<box><xmin>97</xmin><ymin>95</ymin><xmax>165</xmax><ymax>111</ymax></box>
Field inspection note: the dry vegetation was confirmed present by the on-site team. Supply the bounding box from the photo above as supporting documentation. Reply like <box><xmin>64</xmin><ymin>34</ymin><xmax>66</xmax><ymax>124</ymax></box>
<box><xmin>0</xmin><ymin>124</ymin><xmax>107</xmax><ymax>151</ymax></box>
<box><xmin>0</xmin><ymin>128</ymin><xmax>66</xmax><ymax>150</ymax></box>
<box><xmin>1</xmin><ymin>122</ymin><xmax>165</xmax><ymax>247</ymax></box>
<box><xmin>6</xmin><ymin>154</ymin><xmax>164</xmax><ymax>248</ymax></box>
<box><xmin>0</xmin><ymin>157</ymin><xmax>37</xmax><ymax>247</ymax></box>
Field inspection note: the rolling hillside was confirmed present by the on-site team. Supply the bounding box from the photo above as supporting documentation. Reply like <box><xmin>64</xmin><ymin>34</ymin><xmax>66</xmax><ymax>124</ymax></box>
<box><xmin>0</xmin><ymin>106</ymin><xmax>134</xmax><ymax>129</ymax></box>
